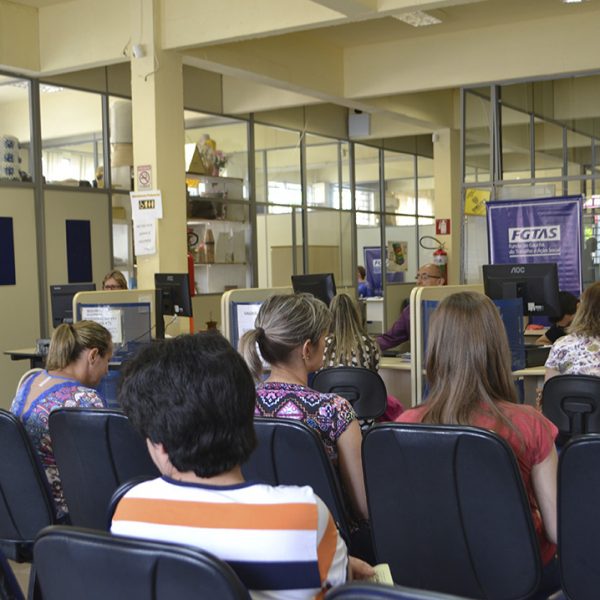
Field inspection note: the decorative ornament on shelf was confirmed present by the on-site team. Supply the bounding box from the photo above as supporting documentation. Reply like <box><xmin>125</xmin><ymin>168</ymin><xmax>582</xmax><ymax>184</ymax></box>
<box><xmin>197</xmin><ymin>134</ymin><xmax>229</xmax><ymax>177</ymax></box>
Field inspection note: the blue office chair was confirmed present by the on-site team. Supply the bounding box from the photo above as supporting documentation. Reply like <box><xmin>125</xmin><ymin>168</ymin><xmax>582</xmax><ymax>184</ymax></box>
<box><xmin>363</xmin><ymin>423</ymin><xmax>544</xmax><ymax>600</ymax></box>
<box><xmin>33</xmin><ymin>526</ymin><xmax>250</xmax><ymax>600</ymax></box>
<box><xmin>48</xmin><ymin>408</ymin><xmax>159</xmax><ymax>530</ymax></box>
<box><xmin>557</xmin><ymin>434</ymin><xmax>600</xmax><ymax>600</ymax></box>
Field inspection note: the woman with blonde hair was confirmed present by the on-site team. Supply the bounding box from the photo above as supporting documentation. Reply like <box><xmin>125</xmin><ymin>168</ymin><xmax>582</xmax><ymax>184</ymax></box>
<box><xmin>545</xmin><ymin>281</ymin><xmax>600</xmax><ymax>380</ymax></box>
<box><xmin>397</xmin><ymin>292</ymin><xmax>559</xmax><ymax>594</ymax></box>
<box><xmin>239</xmin><ymin>293</ymin><xmax>368</xmax><ymax>522</ymax></box>
<box><xmin>323</xmin><ymin>293</ymin><xmax>380</xmax><ymax>371</ymax></box>
<box><xmin>102</xmin><ymin>270</ymin><xmax>128</xmax><ymax>290</ymax></box>
<box><xmin>11</xmin><ymin>321</ymin><xmax>112</xmax><ymax>519</ymax></box>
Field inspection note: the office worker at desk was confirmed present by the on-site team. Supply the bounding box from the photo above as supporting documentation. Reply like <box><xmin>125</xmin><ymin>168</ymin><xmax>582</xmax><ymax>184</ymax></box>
<box><xmin>377</xmin><ymin>263</ymin><xmax>445</xmax><ymax>351</ymax></box>
<box><xmin>102</xmin><ymin>269</ymin><xmax>128</xmax><ymax>290</ymax></box>
<box><xmin>398</xmin><ymin>292</ymin><xmax>559</xmax><ymax>596</ymax></box>
<box><xmin>535</xmin><ymin>291</ymin><xmax>578</xmax><ymax>346</ymax></box>
<box><xmin>10</xmin><ymin>321</ymin><xmax>112</xmax><ymax>519</ymax></box>
<box><xmin>545</xmin><ymin>281</ymin><xmax>600</xmax><ymax>381</ymax></box>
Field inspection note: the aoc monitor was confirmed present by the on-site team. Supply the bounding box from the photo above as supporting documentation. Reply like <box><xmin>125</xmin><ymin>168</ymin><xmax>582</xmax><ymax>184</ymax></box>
<box><xmin>482</xmin><ymin>263</ymin><xmax>561</xmax><ymax>318</ymax></box>
<box><xmin>50</xmin><ymin>282</ymin><xmax>96</xmax><ymax>328</ymax></box>
<box><xmin>154</xmin><ymin>273</ymin><xmax>193</xmax><ymax>317</ymax></box>
<box><xmin>291</xmin><ymin>273</ymin><xmax>337</xmax><ymax>306</ymax></box>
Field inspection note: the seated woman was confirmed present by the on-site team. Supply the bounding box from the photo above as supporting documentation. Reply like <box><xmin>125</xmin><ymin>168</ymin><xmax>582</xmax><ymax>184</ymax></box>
<box><xmin>535</xmin><ymin>291</ymin><xmax>578</xmax><ymax>345</ymax></box>
<box><xmin>323</xmin><ymin>293</ymin><xmax>402</xmax><ymax>421</ymax></box>
<box><xmin>102</xmin><ymin>270</ymin><xmax>128</xmax><ymax>291</ymax></box>
<box><xmin>239</xmin><ymin>293</ymin><xmax>368</xmax><ymax>522</ymax></box>
<box><xmin>11</xmin><ymin>321</ymin><xmax>112</xmax><ymax>519</ymax></box>
<box><xmin>323</xmin><ymin>293</ymin><xmax>380</xmax><ymax>371</ymax></box>
<box><xmin>397</xmin><ymin>292</ymin><xmax>559</xmax><ymax>596</ymax></box>
<box><xmin>545</xmin><ymin>281</ymin><xmax>600</xmax><ymax>381</ymax></box>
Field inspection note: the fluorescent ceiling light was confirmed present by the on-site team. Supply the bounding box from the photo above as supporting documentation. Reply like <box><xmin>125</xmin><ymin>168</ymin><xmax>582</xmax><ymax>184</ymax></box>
<box><xmin>394</xmin><ymin>10</ymin><xmax>442</xmax><ymax>27</ymax></box>
<box><xmin>562</xmin><ymin>0</ymin><xmax>587</xmax><ymax>3</ymax></box>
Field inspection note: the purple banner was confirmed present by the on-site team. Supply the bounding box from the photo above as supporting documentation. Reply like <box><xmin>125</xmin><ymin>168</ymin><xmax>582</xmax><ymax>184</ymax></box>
<box><xmin>364</xmin><ymin>246</ymin><xmax>405</xmax><ymax>296</ymax></box>
<box><xmin>487</xmin><ymin>196</ymin><xmax>583</xmax><ymax>296</ymax></box>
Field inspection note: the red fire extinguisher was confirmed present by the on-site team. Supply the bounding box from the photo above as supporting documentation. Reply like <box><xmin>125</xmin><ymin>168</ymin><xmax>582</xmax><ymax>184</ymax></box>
<box><xmin>420</xmin><ymin>236</ymin><xmax>448</xmax><ymax>283</ymax></box>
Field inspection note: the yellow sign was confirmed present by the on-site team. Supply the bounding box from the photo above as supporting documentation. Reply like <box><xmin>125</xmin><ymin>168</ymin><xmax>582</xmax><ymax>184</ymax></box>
<box><xmin>465</xmin><ymin>188</ymin><xmax>490</xmax><ymax>216</ymax></box>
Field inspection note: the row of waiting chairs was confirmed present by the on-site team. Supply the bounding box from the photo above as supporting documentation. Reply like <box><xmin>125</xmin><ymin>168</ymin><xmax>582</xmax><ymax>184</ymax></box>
<box><xmin>1</xmin><ymin>407</ymin><xmax>598</xmax><ymax>599</ymax></box>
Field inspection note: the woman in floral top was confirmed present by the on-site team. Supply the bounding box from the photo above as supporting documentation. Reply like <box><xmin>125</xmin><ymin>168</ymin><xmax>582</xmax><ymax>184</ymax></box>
<box><xmin>11</xmin><ymin>321</ymin><xmax>112</xmax><ymax>519</ymax></box>
<box><xmin>545</xmin><ymin>281</ymin><xmax>600</xmax><ymax>380</ymax></box>
<box><xmin>239</xmin><ymin>293</ymin><xmax>368</xmax><ymax>521</ymax></box>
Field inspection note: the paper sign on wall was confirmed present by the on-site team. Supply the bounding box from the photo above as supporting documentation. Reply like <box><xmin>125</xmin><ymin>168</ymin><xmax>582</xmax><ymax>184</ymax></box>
<box><xmin>133</xmin><ymin>220</ymin><xmax>157</xmax><ymax>256</ymax></box>
<box><xmin>130</xmin><ymin>190</ymin><xmax>163</xmax><ymax>221</ymax></box>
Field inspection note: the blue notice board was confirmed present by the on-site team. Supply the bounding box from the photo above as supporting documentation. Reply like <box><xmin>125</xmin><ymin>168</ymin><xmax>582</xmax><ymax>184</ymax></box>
<box><xmin>0</xmin><ymin>217</ymin><xmax>16</xmax><ymax>285</ymax></box>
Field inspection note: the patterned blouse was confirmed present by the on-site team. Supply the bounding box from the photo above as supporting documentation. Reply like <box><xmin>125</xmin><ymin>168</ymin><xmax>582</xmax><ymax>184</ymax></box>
<box><xmin>255</xmin><ymin>381</ymin><xmax>356</xmax><ymax>463</ymax></box>
<box><xmin>545</xmin><ymin>333</ymin><xmax>600</xmax><ymax>376</ymax></box>
<box><xmin>10</xmin><ymin>370</ymin><xmax>105</xmax><ymax>519</ymax></box>
<box><xmin>322</xmin><ymin>334</ymin><xmax>380</xmax><ymax>372</ymax></box>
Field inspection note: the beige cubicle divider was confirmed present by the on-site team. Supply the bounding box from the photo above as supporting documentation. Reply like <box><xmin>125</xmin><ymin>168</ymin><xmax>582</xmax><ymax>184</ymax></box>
<box><xmin>192</xmin><ymin>293</ymin><xmax>223</xmax><ymax>333</ymax></box>
<box><xmin>73</xmin><ymin>289</ymin><xmax>159</xmax><ymax>338</ymax></box>
<box><xmin>410</xmin><ymin>284</ymin><xmax>484</xmax><ymax>406</ymax></box>
<box><xmin>221</xmin><ymin>286</ymin><xmax>292</xmax><ymax>345</ymax></box>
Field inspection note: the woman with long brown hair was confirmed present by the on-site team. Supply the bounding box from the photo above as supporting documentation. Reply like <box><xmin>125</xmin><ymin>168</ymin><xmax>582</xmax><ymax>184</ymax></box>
<box><xmin>397</xmin><ymin>292</ymin><xmax>558</xmax><ymax>593</ymax></box>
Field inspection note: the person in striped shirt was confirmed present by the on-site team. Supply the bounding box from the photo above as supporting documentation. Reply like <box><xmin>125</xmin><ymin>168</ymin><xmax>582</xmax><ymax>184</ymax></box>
<box><xmin>111</xmin><ymin>331</ymin><xmax>372</xmax><ymax>598</ymax></box>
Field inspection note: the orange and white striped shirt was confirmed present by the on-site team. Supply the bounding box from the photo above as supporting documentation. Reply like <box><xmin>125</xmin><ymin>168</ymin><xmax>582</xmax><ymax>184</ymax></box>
<box><xmin>111</xmin><ymin>477</ymin><xmax>348</xmax><ymax>599</ymax></box>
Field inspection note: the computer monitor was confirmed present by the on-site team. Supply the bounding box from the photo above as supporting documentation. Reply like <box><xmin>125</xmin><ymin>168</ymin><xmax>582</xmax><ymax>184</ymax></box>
<box><xmin>154</xmin><ymin>273</ymin><xmax>193</xmax><ymax>317</ymax></box>
<box><xmin>482</xmin><ymin>263</ymin><xmax>562</xmax><ymax>318</ymax></box>
<box><xmin>77</xmin><ymin>302</ymin><xmax>152</xmax><ymax>350</ymax></box>
<box><xmin>291</xmin><ymin>273</ymin><xmax>336</xmax><ymax>306</ymax></box>
<box><xmin>50</xmin><ymin>282</ymin><xmax>96</xmax><ymax>328</ymax></box>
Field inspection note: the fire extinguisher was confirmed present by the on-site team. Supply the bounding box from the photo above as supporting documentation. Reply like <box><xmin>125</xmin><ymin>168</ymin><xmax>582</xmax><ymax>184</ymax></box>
<box><xmin>419</xmin><ymin>236</ymin><xmax>448</xmax><ymax>283</ymax></box>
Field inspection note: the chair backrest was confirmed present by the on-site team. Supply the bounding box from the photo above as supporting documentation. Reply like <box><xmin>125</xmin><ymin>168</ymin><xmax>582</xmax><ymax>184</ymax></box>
<box><xmin>363</xmin><ymin>423</ymin><xmax>541</xmax><ymax>600</ymax></box>
<box><xmin>557</xmin><ymin>434</ymin><xmax>600</xmax><ymax>600</ymax></box>
<box><xmin>0</xmin><ymin>549</ymin><xmax>25</xmax><ymax>600</ymax></box>
<box><xmin>242</xmin><ymin>417</ymin><xmax>351</xmax><ymax>540</ymax></box>
<box><xmin>542</xmin><ymin>374</ymin><xmax>600</xmax><ymax>441</ymax></box>
<box><xmin>325</xmin><ymin>582</ymin><xmax>472</xmax><ymax>599</ymax></box>
<box><xmin>48</xmin><ymin>408</ymin><xmax>159</xmax><ymax>530</ymax></box>
<box><xmin>33</xmin><ymin>526</ymin><xmax>250</xmax><ymax>600</ymax></box>
<box><xmin>0</xmin><ymin>410</ymin><xmax>56</xmax><ymax>563</ymax></box>
<box><xmin>312</xmin><ymin>367</ymin><xmax>387</xmax><ymax>420</ymax></box>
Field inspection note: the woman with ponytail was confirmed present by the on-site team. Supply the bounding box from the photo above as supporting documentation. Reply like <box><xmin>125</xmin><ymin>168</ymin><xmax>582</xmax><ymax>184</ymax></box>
<box><xmin>239</xmin><ymin>293</ymin><xmax>368</xmax><ymax>522</ymax></box>
<box><xmin>11</xmin><ymin>320</ymin><xmax>112</xmax><ymax>519</ymax></box>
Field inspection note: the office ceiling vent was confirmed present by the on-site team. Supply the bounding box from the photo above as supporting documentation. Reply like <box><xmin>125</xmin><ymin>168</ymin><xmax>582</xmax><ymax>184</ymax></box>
<box><xmin>393</xmin><ymin>10</ymin><xmax>442</xmax><ymax>27</ymax></box>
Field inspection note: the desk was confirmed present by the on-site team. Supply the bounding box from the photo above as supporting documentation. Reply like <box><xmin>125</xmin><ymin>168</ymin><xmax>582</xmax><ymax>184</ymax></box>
<box><xmin>513</xmin><ymin>366</ymin><xmax>545</xmax><ymax>406</ymax></box>
<box><xmin>379</xmin><ymin>357</ymin><xmax>412</xmax><ymax>409</ymax></box>
<box><xmin>4</xmin><ymin>347</ymin><xmax>45</xmax><ymax>369</ymax></box>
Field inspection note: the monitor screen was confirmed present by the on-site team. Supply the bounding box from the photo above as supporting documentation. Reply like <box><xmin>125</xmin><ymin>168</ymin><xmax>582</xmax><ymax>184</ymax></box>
<box><xmin>291</xmin><ymin>273</ymin><xmax>336</xmax><ymax>306</ymax></box>
<box><xmin>154</xmin><ymin>273</ymin><xmax>193</xmax><ymax>317</ymax></box>
<box><xmin>50</xmin><ymin>282</ymin><xmax>96</xmax><ymax>328</ymax></box>
<box><xmin>482</xmin><ymin>263</ymin><xmax>561</xmax><ymax>317</ymax></box>
<box><xmin>77</xmin><ymin>302</ymin><xmax>152</xmax><ymax>354</ymax></box>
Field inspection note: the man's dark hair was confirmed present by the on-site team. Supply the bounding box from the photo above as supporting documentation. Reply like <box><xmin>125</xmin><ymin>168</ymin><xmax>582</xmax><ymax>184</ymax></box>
<box><xmin>118</xmin><ymin>331</ymin><xmax>257</xmax><ymax>478</ymax></box>
<box><xmin>549</xmin><ymin>291</ymin><xmax>579</xmax><ymax>324</ymax></box>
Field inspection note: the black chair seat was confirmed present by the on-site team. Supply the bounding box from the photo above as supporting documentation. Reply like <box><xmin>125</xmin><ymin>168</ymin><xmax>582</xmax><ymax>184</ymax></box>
<box><xmin>242</xmin><ymin>417</ymin><xmax>351</xmax><ymax>541</ymax></box>
<box><xmin>0</xmin><ymin>410</ymin><xmax>56</xmax><ymax>563</ymax></box>
<box><xmin>542</xmin><ymin>374</ymin><xmax>600</xmax><ymax>444</ymax></box>
<box><xmin>326</xmin><ymin>582</ymin><xmax>473</xmax><ymax>599</ymax></box>
<box><xmin>33</xmin><ymin>526</ymin><xmax>250</xmax><ymax>600</ymax></box>
<box><xmin>48</xmin><ymin>408</ymin><xmax>159</xmax><ymax>530</ymax></box>
<box><xmin>312</xmin><ymin>367</ymin><xmax>387</xmax><ymax>421</ymax></box>
<box><xmin>557</xmin><ymin>434</ymin><xmax>600</xmax><ymax>600</ymax></box>
<box><xmin>363</xmin><ymin>423</ymin><xmax>542</xmax><ymax>600</ymax></box>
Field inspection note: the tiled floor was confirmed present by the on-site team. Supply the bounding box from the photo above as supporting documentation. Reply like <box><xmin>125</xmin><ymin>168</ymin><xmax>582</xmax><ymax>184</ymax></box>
<box><xmin>8</xmin><ymin>560</ymin><xmax>30</xmax><ymax>596</ymax></box>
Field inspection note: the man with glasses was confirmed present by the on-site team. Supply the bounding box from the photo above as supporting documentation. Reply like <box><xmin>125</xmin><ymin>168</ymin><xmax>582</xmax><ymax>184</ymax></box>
<box><xmin>376</xmin><ymin>263</ymin><xmax>445</xmax><ymax>351</ymax></box>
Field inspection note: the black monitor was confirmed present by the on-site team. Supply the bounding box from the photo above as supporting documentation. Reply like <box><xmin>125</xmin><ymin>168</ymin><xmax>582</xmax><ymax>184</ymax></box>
<box><xmin>291</xmin><ymin>273</ymin><xmax>336</xmax><ymax>306</ymax></box>
<box><xmin>482</xmin><ymin>263</ymin><xmax>562</xmax><ymax>317</ymax></box>
<box><xmin>50</xmin><ymin>282</ymin><xmax>96</xmax><ymax>328</ymax></box>
<box><xmin>154</xmin><ymin>273</ymin><xmax>193</xmax><ymax>317</ymax></box>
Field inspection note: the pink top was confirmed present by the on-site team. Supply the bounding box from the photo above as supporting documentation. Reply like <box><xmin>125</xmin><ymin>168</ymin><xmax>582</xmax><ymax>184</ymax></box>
<box><xmin>397</xmin><ymin>401</ymin><xmax>558</xmax><ymax>565</ymax></box>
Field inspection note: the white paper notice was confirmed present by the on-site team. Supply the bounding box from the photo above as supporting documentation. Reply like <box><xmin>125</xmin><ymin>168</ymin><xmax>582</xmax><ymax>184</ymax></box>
<box><xmin>130</xmin><ymin>190</ymin><xmax>163</xmax><ymax>221</ymax></box>
<box><xmin>236</xmin><ymin>304</ymin><xmax>261</xmax><ymax>339</ymax></box>
<box><xmin>81</xmin><ymin>306</ymin><xmax>123</xmax><ymax>344</ymax></box>
<box><xmin>134</xmin><ymin>220</ymin><xmax>156</xmax><ymax>256</ymax></box>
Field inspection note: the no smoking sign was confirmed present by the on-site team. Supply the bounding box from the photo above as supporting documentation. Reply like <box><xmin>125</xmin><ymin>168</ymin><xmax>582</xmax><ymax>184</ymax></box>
<box><xmin>137</xmin><ymin>164</ymin><xmax>152</xmax><ymax>190</ymax></box>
